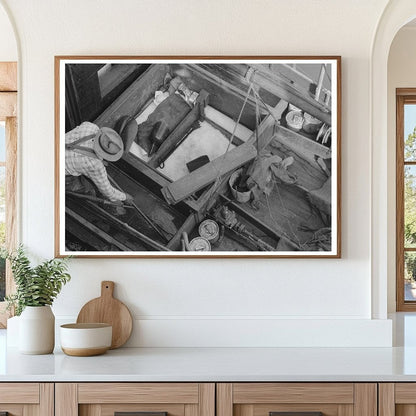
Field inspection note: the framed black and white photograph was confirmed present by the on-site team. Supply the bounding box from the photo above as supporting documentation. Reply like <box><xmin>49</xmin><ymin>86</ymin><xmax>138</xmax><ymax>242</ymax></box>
<box><xmin>55</xmin><ymin>56</ymin><xmax>341</xmax><ymax>258</ymax></box>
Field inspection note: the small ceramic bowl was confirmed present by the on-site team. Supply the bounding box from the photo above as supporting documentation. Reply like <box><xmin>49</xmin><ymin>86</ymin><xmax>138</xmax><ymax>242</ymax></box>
<box><xmin>60</xmin><ymin>323</ymin><xmax>112</xmax><ymax>357</ymax></box>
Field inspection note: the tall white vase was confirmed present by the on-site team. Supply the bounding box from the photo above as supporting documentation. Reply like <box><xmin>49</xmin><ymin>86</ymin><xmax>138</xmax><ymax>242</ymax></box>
<box><xmin>19</xmin><ymin>306</ymin><xmax>55</xmax><ymax>354</ymax></box>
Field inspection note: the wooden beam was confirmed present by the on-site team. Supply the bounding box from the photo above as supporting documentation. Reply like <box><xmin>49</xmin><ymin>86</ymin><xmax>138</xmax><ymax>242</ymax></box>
<box><xmin>251</xmin><ymin>66</ymin><xmax>332</xmax><ymax>125</ymax></box>
<box><xmin>66</xmin><ymin>207</ymin><xmax>132</xmax><ymax>251</ymax></box>
<box><xmin>272</xmin><ymin>124</ymin><xmax>331</xmax><ymax>166</ymax></box>
<box><xmin>0</xmin><ymin>92</ymin><xmax>17</xmax><ymax>120</ymax></box>
<box><xmin>167</xmin><ymin>212</ymin><xmax>198</xmax><ymax>250</ymax></box>
<box><xmin>221</xmin><ymin>195</ymin><xmax>299</xmax><ymax>250</ymax></box>
<box><xmin>161</xmin><ymin>141</ymin><xmax>257</xmax><ymax>205</ymax></box>
<box><xmin>94</xmin><ymin>64</ymin><xmax>169</xmax><ymax>128</ymax></box>
<box><xmin>55</xmin><ymin>383</ymin><xmax>78</xmax><ymax>416</ymax></box>
<box><xmin>90</xmin><ymin>202</ymin><xmax>171</xmax><ymax>251</ymax></box>
<box><xmin>0</xmin><ymin>62</ymin><xmax>17</xmax><ymax>91</ymax></box>
<box><xmin>149</xmin><ymin>90</ymin><xmax>209</xmax><ymax>168</ymax></box>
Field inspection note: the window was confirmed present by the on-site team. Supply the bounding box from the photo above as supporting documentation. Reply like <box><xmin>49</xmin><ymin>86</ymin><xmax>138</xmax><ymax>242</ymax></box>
<box><xmin>0</xmin><ymin>62</ymin><xmax>17</xmax><ymax>326</ymax></box>
<box><xmin>396</xmin><ymin>89</ymin><xmax>416</xmax><ymax>311</ymax></box>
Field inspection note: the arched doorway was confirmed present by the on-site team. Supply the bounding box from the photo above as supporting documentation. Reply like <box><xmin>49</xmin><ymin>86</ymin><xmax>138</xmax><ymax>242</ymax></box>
<box><xmin>371</xmin><ymin>1</ymin><xmax>416</xmax><ymax>318</ymax></box>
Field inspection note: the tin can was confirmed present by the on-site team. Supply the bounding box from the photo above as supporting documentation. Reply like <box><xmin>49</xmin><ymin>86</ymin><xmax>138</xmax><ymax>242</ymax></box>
<box><xmin>188</xmin><ymin>237</ymin><xmax>211</xmax><ymax>252</ymax></box>
<box><xmin>286</xmin><ymin>110</ymin><xmax>304</xmax><ymax>132</ymax></box>
<box><xmin>199</xmin><ymin>219</ymin><xmax>220</xmax><ymax>244</ymax></box>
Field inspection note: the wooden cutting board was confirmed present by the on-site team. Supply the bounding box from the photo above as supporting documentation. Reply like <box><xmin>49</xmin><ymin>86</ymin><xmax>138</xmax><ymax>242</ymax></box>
<box><xmin>76</xmin><ymin>281</ymin><xmax>133</xmax><ymax>349</ymax></box>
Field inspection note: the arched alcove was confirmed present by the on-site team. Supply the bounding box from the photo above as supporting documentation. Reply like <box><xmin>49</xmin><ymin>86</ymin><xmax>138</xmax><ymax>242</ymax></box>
<box><xmin>371</xmin><ymin>1</ymin><xmax>416</xmax><ymax>319</ymax></box>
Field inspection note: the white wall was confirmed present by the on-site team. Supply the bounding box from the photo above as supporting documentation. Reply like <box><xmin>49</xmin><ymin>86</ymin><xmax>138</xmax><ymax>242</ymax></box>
<box><xmin>387</xmin><ymin>26</ymin><xmax>416</xmax><ymax>312</ymax></box>
<box><xmin>0</xmin><ymin>3</ymin><xmax>16</xmax><ymax>61</ymax></box>
<box><xmin>0</xmin><ymin>0</ymin><xmax>393</xmax><ymax>347</ymax></box>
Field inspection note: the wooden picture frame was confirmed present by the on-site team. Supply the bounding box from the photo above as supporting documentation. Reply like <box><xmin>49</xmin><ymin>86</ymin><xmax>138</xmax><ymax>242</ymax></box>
<box><xmin>55</xmin><ymin>56</ymin><xmax>341</xmax><ymax>258</ymax></box>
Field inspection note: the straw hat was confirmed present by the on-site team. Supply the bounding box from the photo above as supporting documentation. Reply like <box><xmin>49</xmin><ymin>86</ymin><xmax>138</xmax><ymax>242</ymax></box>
<box><xmin>93</xmin><ymin>127</ymin><xmax>124</xmax><ymax>161</ymax></box>
<box><xmin>114</xmin><ymin>116</ymin><xmax>138</xmax><ymax>155</ymax></box>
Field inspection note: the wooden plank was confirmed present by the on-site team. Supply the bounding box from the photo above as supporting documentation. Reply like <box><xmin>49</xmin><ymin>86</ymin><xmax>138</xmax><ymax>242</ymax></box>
<box><xmin>23</xmin><ymin>404</ymin><xmax>38</xmax><ymax>416</ymax></box>
<box><xmin>199</xmin><ymin>384</ymin><xmax>215</xmax><ymax>416</ymax></box>
<box><xmin>0</xmin><ymin>62</ymin><xmax>17</xmax><ymax>91</ymax></box>
<box><xmin>395</xmin><ymin>383</ymin><xmax>416</xmax><ymax>403</ymax></box>
<box><xmin>0</xmin><ymin>405</ymin><xmax>24</xmax><ymax>416</ymax></box>
<box><xmin>337</xmin><ymin>404</ymin><xmax>354</xmax><ymax>416</ymax></box>
<box><xmin>185</xmin><ymin>404</ymin><xmax>199</xmax><ymax>416</ymax></box>
<box><xmin>232</xmin><ymin>383</ymin><xmax>353</xmax><ymax>404</ymax></box>
<box><xmin>396</xmin><ymin>404</ymin><xmax>416</xmax><ymax>416</ymax></box>
<box><xmin>238</xmin><ymin>405</ymin><xmax>253</xmax><ymax>416</ymax></box>
<box><xmin>162</xmin><ymin>142</ymin><xmax>257</xmax><ymax>205</ymax></box>
<box><xmin>167</xmin><ymin>212</ymin><xmax>198</xmax><ymax>250</ymax></box>
<box><xmin>39</xmin><ymin>383</ymin><xmax>54</xmax><ymax>416</ymax></box>
<box><xmin>216</xmin><ymin>384</ymin><xmax>233</xmax><ymax>416</ymax></box>
<box><xmin>79</xmin><ymin>404</ymin><xmax>101</xmax><ymax>416</ymax></box>
<box><xmin>265</xmin><ymin>64</ymin><xmax>331</xmax><ymax>100</ymax></box>
<box><xmin>379</xmin><ymin>383</ymin><xmax>395</xmax><ymax>416</ymax></box>
<box><xmin>89</xmin><ymin>203</ymin><xmax>171</xmax><ymax>251</ymax></box>
<box><xmin>100</xmin><ymin>404</ymin><xmax>185</xmax><ymax>416</ymax></box>
<box><xmin>222</xmin><ymin>196</ymin><xmax>298</xmax><ymax>249</ymax></box>
<box><xmin>78</xmin><ymin>383</ymin><xmax>199</xmax><ymax>404</ymax></box>
<box><xmin>0</xmin><ymin>383</ymin><xmax>39</xmax><ymax>404</ymax></box>
<box><xmin>94</xmin><ymin>64</ymin><xmax>169</xmax><ymax>128</ymax></box>
<box><xmin>253</xmin><ymin>404</ymin><xmax>338</xmax><ymax>416</ymax></box>
<box><xmin>0</xmin><ymin>92</ymin><xmax>17</xmax><ymax>120</ymax></box>
<box><xmin>272</xmin><ymin>124</ymin><xmax>331</xmax><ymax>166</ymax></box>
<box><xmin>149</xmin><ymin>90</ymin><xmax>209</xmax><ymax>168</ymax></box>
<box><xmin>183</xmin><ymin>64</ymin><xmax>261</xmax><ymax>128</ymax></box>
<box><xmin>397</xmin><ymin>88</ymin><xmax>416</xmax><ymax>96</ymax></box>
<box><xmin>354</xmin><ymin>384</ymin><xmax>377</xmax><ymax>416</ymax></box>
<box><xmin>148</xmin><ymin>105</ymin><xmax>197</xmax><ymax>168</ymax></box>
<box><xmin>66</xmin><ymin>207</ymin><xmax>132</xmax><ymax>251</ymax></box>
<box><xmin>252</xmin><ymin>66</ymin><xmax>332</xmax><ymax>125</ymax></box>
<box><xmin>55</xmin><ymin>383</ymin><xmax>78</xmax><ymax>416</ymax></box>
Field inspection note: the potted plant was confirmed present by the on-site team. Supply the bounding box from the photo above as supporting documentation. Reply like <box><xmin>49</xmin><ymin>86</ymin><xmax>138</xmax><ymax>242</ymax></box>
<box><xmin>3</xmin><ymin>246</ymin><xmax>71</xmax><ymax>354</ymax></box>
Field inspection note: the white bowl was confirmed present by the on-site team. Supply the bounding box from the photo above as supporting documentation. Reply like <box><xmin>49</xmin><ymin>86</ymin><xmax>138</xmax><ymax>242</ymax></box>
<box><xmin>60</xmin><ymin>323</ymin><xmax>112</xmax><ymax>356</ymax></box>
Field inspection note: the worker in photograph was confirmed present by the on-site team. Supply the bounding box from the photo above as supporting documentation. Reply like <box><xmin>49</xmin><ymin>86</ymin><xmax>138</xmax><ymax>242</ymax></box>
<box><xmin>65</xmin><ymin>121</ymin><xmax>134</xmax><ymax>204</ymax></box>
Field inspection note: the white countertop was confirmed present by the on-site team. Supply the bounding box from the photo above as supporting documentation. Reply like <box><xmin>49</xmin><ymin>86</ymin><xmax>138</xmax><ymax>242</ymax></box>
<box><xmin>3</xmin><ymin>313</ymin><xmax>416</xmax><ymax>382</ymax></box>
<box><xmin>2</xmin><ymin>346</ymin><xmax>416</xmax><ymax>382</ymax></box>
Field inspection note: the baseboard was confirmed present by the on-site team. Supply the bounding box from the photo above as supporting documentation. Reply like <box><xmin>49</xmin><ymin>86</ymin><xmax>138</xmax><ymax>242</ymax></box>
<box><xmin>53</xmin><ymin>316</ymin><xmax>392</xmax><ymax>348</ymax></box>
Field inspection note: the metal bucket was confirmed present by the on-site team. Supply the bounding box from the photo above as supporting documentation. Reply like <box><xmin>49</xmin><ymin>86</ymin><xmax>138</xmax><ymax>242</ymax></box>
<box><xmin>229</xmin><ymin>169</ymin><xmax>251</xmax><ymax>203</ymax></box>
<box><xmin>199</xmin><ymin>219</ymin><xmax>220</xmax><ymax>244</ymax></box>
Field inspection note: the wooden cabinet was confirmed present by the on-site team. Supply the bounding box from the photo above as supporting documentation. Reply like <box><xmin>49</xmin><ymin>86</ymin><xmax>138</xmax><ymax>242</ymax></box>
<box><xmin>379</xmin><ymin>383</ymin><xmax>416</xmax><ymax>416</ymax></box>
<box><xmin>55</xmin><ymin>383</ymin><xmax>215</xmax><ymax>416</ymax></box>
<box><xmin>0</xmin><ymin>380</ymin><xmax>411</xmax><ymax>416</ymax></box>
<box><xmin>0</xmin><ymin>383</ymin><xmax>53</xmax><ymax>416</ymax></box>
<box><xmin>217</xmin><ymin>383</ymin><xmax>377</xmax><ymax>416</ymax></box>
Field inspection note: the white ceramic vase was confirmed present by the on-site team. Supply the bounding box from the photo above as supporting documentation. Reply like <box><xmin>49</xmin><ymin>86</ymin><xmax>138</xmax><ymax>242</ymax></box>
<box><xmin>19</xmin><ymin>306</ymin><xmax>55</xmax><ymax>354</ymax></box>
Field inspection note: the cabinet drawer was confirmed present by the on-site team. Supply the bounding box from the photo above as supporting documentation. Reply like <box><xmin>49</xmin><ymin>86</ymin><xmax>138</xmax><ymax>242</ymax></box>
<box><xmin>218</xmin><ymin>383</ymin><xmax>376</xmax><ymax>416</ymax></box>
<box><xmin>56</xmin><ymin>383</ymin><xmax>215</xmax><ymax>416</ymax></box>
<box><xmin>379</xmin><ymin>383</ymin><xmax>416</xmax><ymax>415</ymax></box>
<box><xmin>0</xmin><ymin>383</ymin><xmax>53</xmax><ymax>415</ymax></box>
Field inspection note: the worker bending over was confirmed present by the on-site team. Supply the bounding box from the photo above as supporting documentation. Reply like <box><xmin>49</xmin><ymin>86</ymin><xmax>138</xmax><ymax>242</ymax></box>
<box><xmin>65</xmin><ymin>121</ymin><xmax>133</xmax><ymax>204</ymax></box>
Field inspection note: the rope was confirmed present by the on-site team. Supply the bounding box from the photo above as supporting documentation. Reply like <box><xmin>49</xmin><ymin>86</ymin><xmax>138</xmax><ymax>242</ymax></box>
<box><xmin>204</xmin><ymin>82</ymin><xmax>255</xmax><ymax>202</ymax></box>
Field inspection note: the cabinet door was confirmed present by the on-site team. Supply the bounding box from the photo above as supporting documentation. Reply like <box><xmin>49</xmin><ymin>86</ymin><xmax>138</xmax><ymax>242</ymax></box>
<box><xmin>379</xmin><ymin>383</ymin><xmax>416</xmax><ymax>416</ymax></box>
<box><xmin>0</xmin><ymin>383</ymin><xmax>53</xmax><ymax>416</ymax></box>
<box><xmin>217</xmin><ymin>383</ymin><xmax>377</xmax><ymax>416</ymax></box>
<box><xmin>55</xmin><ymin>383</ymin><xmax>215</xmax><ymax>416</ymax></box>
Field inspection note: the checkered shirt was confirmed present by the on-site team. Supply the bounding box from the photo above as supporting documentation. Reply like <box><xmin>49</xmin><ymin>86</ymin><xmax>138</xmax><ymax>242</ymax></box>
<box><xmin>65</xmin><ymin>122</ymin><xmax>126</xmax><ymax>202</ymax></box>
